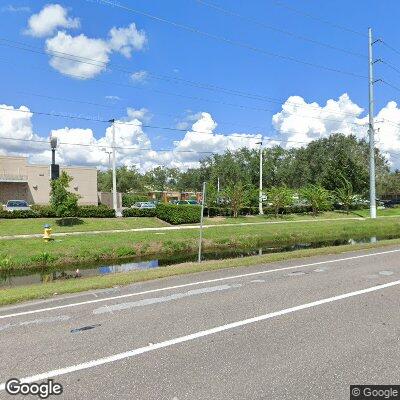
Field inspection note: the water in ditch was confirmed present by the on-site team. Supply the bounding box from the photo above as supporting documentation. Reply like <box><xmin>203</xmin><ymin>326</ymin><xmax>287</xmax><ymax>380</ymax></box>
<box><xmin>0</xmin><ymin>236</ymin><xmax>395</xmax><ymax>288</ymax></box>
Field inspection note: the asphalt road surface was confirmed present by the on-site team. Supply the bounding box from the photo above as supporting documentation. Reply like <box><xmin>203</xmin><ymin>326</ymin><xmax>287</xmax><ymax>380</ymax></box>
<box><xmin>1</xmin><ymin>246</ymin><xmax>400</xmax><ymax>399</ymax></box>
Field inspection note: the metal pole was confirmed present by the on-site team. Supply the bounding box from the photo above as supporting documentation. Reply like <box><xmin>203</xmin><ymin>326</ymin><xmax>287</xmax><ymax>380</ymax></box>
<box><xmin>368</xmin><ymin>27</ymin><xmax>377</xmax><ymax>219</ymax></box>
<box><xmin>198</xmin><ymin>181</ymin><xmax>206</xmax><ymax>263</ymax></box>
<box><xmin>258</xmin><ymin>141</ymin><xmax>264</xmax><ymax>215</ymax></box>
<box><xmin>217</xmin><ymin>177</ymin><xmax>220</xmax><ymax>193</ymax></box>
<box><xmin>110</xmin><ymin>119</ymin><xmax>118</xmax><ymax>215</ymax></box>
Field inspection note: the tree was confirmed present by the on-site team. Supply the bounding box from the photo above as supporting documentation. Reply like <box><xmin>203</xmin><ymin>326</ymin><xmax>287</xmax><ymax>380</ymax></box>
<box><xmin>223</xmin><ymin>181</ymin><xmax>252</xmax><ymax>218</ymax></box>
<box><xmin>50</xmin><ymin>171</ymin><xmax>79</xmax><ymax>219</ymax></box>
<box><xmin>97</xmin><ymin>166</ymin><xmax>144</xmax><ymax>193</ymax></box>
<box><xmin>267</xmin><ymin>186</ymin><xmax>294</xmax><ymax>217</ymax></box>
<box><xmin>300</xmin><ymin>185</ymin><xmax>331</xmax><ymax>216</ymax></box>
<box><xmin>334</xmin><ymin>175</ymin><xmax>356</xmax><ymax>213</ymax></box>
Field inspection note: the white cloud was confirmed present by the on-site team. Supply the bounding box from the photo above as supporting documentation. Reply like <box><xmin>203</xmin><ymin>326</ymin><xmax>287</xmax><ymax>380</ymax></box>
<box><xmin>164</xmin><ymin>112</ymin><xmax>263</xmax><ymax>169</ymax></box>
<box><xmin>46</xmin><ymin>31</ymin><xmax>110</xmax><ymax>79</ymax></box>
<box><xmin>130</xmin><ymin>70</ymin><xmax>148</xmax><ymax>83</ymax></box>
<box><xmin>272</xmin><ymin>93</ymin><xmax>400</xmax><ymax>169</ymax></box>
<box><xmin>108</xmin><ymin>23</ymin><xmax>146</xmax><ymax>57</ymax></box>
<box><xmin>25</xmin><ymin>4</ymin><xmax>79</xmax><ymax>37</ymax></box>
<box><xmin>44</xmin><ymin>23</ymin><xmax>147</xmax><ymax>79</ymax></box>
<box><xmin>272</xmin><ymin>93</ymin><xmax>365</xmax><ymax>148</ymax></box>
<box><xmin>105</xmin><ymin>95</ymin><xmax>121</xmax><ymax>101</ymax></box>
<box><xmin>6</xmin><ymin>96</ymin><xmax>400</xmax><ymax>172</ymax></box>
<box><xmin>1</xmin><ymin>5</ymin><xmax>30</xmax><ymax>13</ymax></box>
<box><xmin>0</xmin><ymin>105</ymin><xmax>45</xmax><ymax>156</ymax></box>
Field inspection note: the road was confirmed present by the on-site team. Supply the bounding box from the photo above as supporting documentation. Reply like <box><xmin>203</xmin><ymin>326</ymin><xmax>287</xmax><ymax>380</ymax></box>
<box><xmin>1</xmin><ymin>246</ymin><xmax>400</xmax><ymax>399</ymax></box>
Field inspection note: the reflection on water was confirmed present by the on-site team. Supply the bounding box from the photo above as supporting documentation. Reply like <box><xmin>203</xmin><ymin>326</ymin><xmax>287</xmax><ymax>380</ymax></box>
<box><xmin>0</xmin><ymin>236</ymin><xmax>393</xmax><ymax>288</ymax></box>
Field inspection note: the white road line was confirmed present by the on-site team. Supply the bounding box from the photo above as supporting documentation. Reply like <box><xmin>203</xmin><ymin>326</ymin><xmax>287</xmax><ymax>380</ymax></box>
<box><xmin>1</xmin><ymin>248</ymin><xmax>399</xmax><ymax>320</ymax></box>
<box><xmin>1</xmin><ymin>278</ymin><xmax>399</xmax><ymax>390</ymax></box>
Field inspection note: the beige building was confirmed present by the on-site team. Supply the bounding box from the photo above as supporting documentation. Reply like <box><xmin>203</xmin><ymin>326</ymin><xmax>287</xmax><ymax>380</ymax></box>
<box><xmin>0</xmin><ymin>156</ymin><xmax>98</xmax><ymax>205</ymax></box>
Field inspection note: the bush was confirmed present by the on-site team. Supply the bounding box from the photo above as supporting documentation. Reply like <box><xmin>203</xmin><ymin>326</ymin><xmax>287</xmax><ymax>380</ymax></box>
<box><xmin>31</xmin><ymin>205</ymin><xmax>57</xmax><ymax>217</ymax></box>
<box><xmin>122</xmin><ymin>208</ymin><xmax>156</xmax><ymax>217</ymax></box>
<box><xmin>122</xmin><ymin>193</ymin><xmax>149</xmax><ymax>207</ymax></box>
<box><xmin>0</xmin><ymin>205</ymin><xmax>115</xmax><ymax>218</ymax></box>
<box><xmin>156</xmin><ymin>204</ymin><xmax>201</xmax><ymax>224</ymax></box>
<box><xmin>0</xmin><ymin>210</ymin><xmax>39</xmax><ymax>219</ymax></box>
<box><xmin>75</xmin><ymin>205</ymin><xmax>115</xmax><ymax>218</ymax></box>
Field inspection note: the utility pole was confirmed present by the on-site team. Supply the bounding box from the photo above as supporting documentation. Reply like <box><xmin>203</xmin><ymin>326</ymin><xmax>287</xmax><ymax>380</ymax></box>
<box><xmin>198</xmin><ymin>181</ymin><xmax>206</xmax><ymax>263</ymax></box>
<box><xmin>217</xmin><ymin>177</ymin><xmax>220</xmax><ymax>193</ymax></box>
<box><xmin>257</xmin><ymin>140</ymin><xmax>264</xmax><ymax>215</ymax></box>
<box><xmin>368</xmin><ymin>27</ymin><xmax>377</xmax><ymax>219</ymax></box>
<box><xmin>109</xmin><ymin>119</ymin><xmax>118</xmax><ymax>216</ymax></box>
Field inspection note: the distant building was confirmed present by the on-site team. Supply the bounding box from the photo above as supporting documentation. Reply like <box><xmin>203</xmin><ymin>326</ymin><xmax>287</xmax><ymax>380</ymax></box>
<box><xmin>0</xmin><ymin>155</ymin><xmax>98</xmax><ymax>205</ymax></box>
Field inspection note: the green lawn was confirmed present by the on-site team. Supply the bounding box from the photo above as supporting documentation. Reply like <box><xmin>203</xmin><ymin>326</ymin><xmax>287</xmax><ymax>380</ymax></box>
<box><xmin>355</xmin><ymin>207</ymin><xmax>400</xmax><ymax>218</ymax></box>
<box><xmin>0</xmin><ymin>211</ymin><xmax>359</xmax><ymax>236</ymax></box>
<box><xmin>0</xmin><ymin>217</ymin><xmax>169</xmax><ymax>236</ymax></box>
<box><xmin>1</xmin><ymin>216</ymin><xmax>400</xmax><ymax>270</ymax></box>
<box><xmin>203</xmin><ymin>211</ymin><xmax>361</xmax><ymax>225</ymax></box>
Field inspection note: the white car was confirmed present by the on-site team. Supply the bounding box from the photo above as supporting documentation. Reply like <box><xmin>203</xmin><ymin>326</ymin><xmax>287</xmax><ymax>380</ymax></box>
<box><xmin>4</xmin><ymin>200</ymin><xmax>31</xmax><ymax>212</ymax></box>
<box><xmin>131</xmin><ymin>202</ymin><xmax>156</xmax><ymax>209</ymax></box>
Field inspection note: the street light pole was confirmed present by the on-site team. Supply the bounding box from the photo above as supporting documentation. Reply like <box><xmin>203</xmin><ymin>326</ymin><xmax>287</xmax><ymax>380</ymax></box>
<box><xmin>198</xmin><ymin>181</ymin><xmax>206</xmax><ymax>263</ymax></box>
<box><xmin>368</xmin><ymin>27</ymin><xmax>377</xmax><ymax>219</ymax></box>
<box><xmin>109</xmin><ymin>119</ymin><xmax>118</xmax><ymax>216</ymax></box>
<box><xmin>257</xmin><ymin>141</ymin><xmax>264</xmax><ymax>215</ymax></box>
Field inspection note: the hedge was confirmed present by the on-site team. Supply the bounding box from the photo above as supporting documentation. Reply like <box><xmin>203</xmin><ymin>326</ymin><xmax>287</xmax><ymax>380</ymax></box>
<box><xmin>0</xmin><ymin>205</ymin><xmax>115</xmax><ymax>219</ymax></box>
<box><xmin>122</xmin><ymin>208</ymin><xmax>157</xmax><ymax>217</ymax></box>
<box><xmin>156</xmin><ymin>204</ymin><xmax>201</xmax><ymax>224</ymax></box>
<box><xmin>75</xmin><ymin>205</ymin><xmax>115</xmax><ymax>218</ymax></box>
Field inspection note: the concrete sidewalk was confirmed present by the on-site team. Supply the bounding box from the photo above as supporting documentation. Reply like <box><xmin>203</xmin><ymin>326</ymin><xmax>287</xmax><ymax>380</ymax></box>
<box><xmin>0</xmin><ymin>216</ymin><xmax>365</xmax><ymax>240</ymax></box>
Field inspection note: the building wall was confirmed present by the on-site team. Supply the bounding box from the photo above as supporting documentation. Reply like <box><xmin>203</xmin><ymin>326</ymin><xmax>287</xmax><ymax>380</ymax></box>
<box><xmin>0</xmin><ymin>156</ymin><xmax>27</xmax><ymax>178</ymax></box>
<box><xmin>0</xmin><ymin>156</ymin><xmax>98</xmax><ymax>205</ymax></box>
<box><xmin>27</xmin><ymin>165</ymin><xmax>51</xmax><ymax>204</ymax></box>
<box><xmin>63</xmin><ymin>166</ymin><xmax>98</xmax><ymax>205</ymax></box>
<box><xmin>98</xmin><ymin>192</ymin><xmax>122</xmax><ymax>208</ymax></box>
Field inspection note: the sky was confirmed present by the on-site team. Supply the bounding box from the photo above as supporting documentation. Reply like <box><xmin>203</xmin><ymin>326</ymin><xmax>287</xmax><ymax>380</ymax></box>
<box><xmin>1</xmin><ymin>0</ymin><xmax>400</xmax><ymax>171</ymax></box>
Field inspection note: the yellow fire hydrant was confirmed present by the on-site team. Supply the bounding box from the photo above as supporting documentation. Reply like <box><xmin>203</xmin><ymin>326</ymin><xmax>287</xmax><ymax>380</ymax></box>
<box><xmin>43</xmin><ymin>224</ymin><xmax>52</xmax><ymax>242</ymax></box>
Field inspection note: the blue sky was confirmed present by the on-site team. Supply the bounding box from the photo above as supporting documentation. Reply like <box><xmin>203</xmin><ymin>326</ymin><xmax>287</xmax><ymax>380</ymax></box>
<box><xmin>1</xmin><ymin>0</ymin><xmax>400</xmax><ymax>170</ymax></box>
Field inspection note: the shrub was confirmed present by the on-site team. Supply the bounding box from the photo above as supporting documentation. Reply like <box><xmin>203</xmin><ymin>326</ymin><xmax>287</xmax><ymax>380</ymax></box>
<box><xmin>156</xmin><ymin>204</ymin><xmax>201</xmax><ymax>224</ymax></box>
<box><xmin>267</xmin><ymin>186</ymin><xmax>294</xmax><ymax>217</ymax></box>
<box><xmin>50</xmin><ymin>171</ymin><xmax>79</xmax><ymax>218</ymax></box>
<box><xmin>122</xmin><ymin>193</ymin><xmax>149</xmax><ymax>207</ymax></box>
<box><xmin>76</xmin><ymin>205</ymin><xmax>115</xmax><ymax>218</ymax></box>
<box><xmin>0</xmin><ymin>210</ymin><xmax>39</xmax><ymax>219</ymax></box>
<box><xmin>0</xmin><ymin>205</ymin><xmax>115</xmax><ymax>218</ymax></box>
<box><xmin>31</xmin><ymin>205</ymin><xmax>57</xmax><ymax>217</ymax></box>
<box><xmin>122</xmin><ymin>208</ymin><xmax>156</xmax><ymax>217</ymax></box>
<box><xmin>300</xmin><ymin>185</ymin><xmax>332</xmax><ymax>215</ymax></box>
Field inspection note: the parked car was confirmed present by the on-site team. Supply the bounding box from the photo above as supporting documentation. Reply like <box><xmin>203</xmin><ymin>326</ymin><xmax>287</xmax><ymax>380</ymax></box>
<box><xmin>177</xmin><ymin>200</ymin><xmax>199</xmax><ymax>205</ymax></box>
<box><xmin>131</xmin><ymin>202</ymin><xmax>156</xmax><ymax>209</ymax></box>
<box><xmin>3</xmin><ymin>200</ymin><xmax>31</xmax><ymax>212</ymax></box>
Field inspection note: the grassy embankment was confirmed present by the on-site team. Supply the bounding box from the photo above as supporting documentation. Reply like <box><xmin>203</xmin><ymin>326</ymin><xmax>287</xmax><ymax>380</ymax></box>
<box><xmin>1</xmin><ymin>214</ymin><xmax>400</xmax><ymax>270</ymax></box>
<box><xmin>0</xmin><ymin>217</ymin><xmax>168</xmax><ymax>236</ymax></box>
<box><xmin>1</xmin><ymin>238</ymin><xmax>400</xmax><ymax>306</ymax></box>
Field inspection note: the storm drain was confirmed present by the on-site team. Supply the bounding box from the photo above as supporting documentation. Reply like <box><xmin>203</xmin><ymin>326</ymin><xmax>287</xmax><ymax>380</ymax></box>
<box><xmin>70</xmin><ymin>324</ymin><xmax>101</xmax><ymax>333</ymax></box>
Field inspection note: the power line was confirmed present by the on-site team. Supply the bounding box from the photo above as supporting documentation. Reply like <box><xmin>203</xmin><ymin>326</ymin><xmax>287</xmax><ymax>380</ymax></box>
<box><xmin>0</xmin><ymin>100</ymin><xmax>371</xmax><ymax>133</ymax></box>
<box><xmin>87</xmin><ymin>0</ymin><xmax>366</xmax><ymax>79</ymax></box>
<box><xmin>196</xmin><ymin>0</ymin><xmax>366</xmax><ymax>59</ymax></box>
<box><xmin>270</xmin><ymin>0</ymin><xmax>366</xmax><ymax>38</ymax></box>
<box><xmin>0</xmin><ymin>105</ymin><xmax>267</xmax><ymax>138</ymax></box>
<box><xmin>381</xmin><ymin>40</ymin><xmax>400</xmax><ymax>58</ymax></box>
<box><xmin>0</xmin><ymin>52</ymin><xmax>370</xmax><ymax>122</ymax></box>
